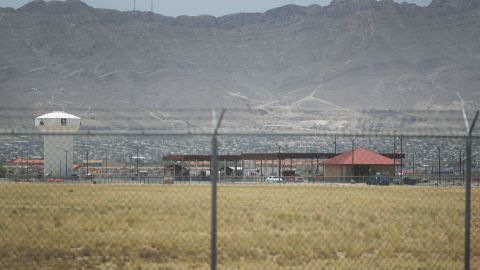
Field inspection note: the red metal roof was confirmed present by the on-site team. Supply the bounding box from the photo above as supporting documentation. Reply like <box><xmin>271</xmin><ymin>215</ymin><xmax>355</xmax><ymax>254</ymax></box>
<box><xmin>321</xmin><ymin>148</ymin><xmax>394</xmax><ymax>165</ymax></box>
<box><xmin>73</xmin><ymin>164</ymin><xmax>82</xmax><ymax>170</ymax></box>
<box><xmin>9</xmin><ymin>157</ymin><xmax>44</xmax><ymax>165</ymax></box>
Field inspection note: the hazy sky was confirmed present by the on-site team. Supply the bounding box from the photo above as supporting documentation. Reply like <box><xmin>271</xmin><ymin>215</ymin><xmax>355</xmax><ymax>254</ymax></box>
<box><xmin>1</xmin><ymin>0</ymin><xmax>432</xmax><ymax>17</ymax></box>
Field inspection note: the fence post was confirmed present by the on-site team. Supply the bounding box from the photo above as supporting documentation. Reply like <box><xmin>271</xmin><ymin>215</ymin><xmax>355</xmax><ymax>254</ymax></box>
<box><xmin>211</xmin><ymin>135</ymin><xmax>218</xmax><ymax>270</ymax></box>
<box><xmin>211</xmin><ymin>109</ymin><xmax>225</xmax><ymax>270</ymax></box>
<box><xmin>465</xmin><ymin>135</ymin><xmax>472</xmax><ymax>270</ymax></box>
<box><xmin>464</xmin><ymin>110</ymin><xmax>478</xmax><ymax>270</ymax></box>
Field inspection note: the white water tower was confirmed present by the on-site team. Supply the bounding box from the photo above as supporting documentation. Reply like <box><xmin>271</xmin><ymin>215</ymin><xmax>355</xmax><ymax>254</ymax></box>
<box><xmin>35</xmin><ymin>111</ymin><xmax>81</xmax><ymax>177</ymax></box>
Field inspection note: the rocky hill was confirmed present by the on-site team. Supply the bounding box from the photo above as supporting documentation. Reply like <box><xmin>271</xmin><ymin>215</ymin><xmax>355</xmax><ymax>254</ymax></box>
<box><xmin>0</xmin><ymin>0</ymin><xmax>479</xmax><ymax>130</ymax></box>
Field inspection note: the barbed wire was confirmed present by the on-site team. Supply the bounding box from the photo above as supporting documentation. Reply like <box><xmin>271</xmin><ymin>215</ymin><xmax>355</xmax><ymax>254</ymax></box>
<box><xmin>0</xmin><ymin>129</ymin><xmax>478</xmax><ymax>138</ymax></box>
<box><xmin>1</xmin><ymin>106</ymin><xmax>478</xmax><ymax>138</ymax></box>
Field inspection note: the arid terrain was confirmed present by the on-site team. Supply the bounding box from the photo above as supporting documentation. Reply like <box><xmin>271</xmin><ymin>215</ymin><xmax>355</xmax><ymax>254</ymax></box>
<box><xmin>0</xmin><ymin>183</ymin><xmax>478</xmax><ymax>269</ymax></box>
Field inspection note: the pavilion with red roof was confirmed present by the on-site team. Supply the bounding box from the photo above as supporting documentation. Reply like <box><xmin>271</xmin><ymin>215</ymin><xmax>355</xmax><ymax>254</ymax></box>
<box><xmin>9</xmin><ymin>157</ymin><xmax>44</xmax><ymax>166</ymax></box>
<box><xmin>321</xmin><ymin>148</ymin><xmax>395</xmax><ymax>178</ymax></box>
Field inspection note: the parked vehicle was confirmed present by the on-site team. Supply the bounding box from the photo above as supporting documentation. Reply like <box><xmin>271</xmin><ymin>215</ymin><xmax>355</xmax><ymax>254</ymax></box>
<box><xmin>392</xmin><ymin>178</ymin><xmax>403</xmax><ymax>185</ymax></box>
<box><xmin>392</xmin><ymin>177</ymin><xmax>417</xmax><ymax>185</ymax></box>
<box><xmin>293</xmin><ymin>176</ymin><xmax>305</xmax><ymax>182</ymax></box>
<box><xmin>286</xmin><ymin>176</ymin><xmax>305</xmax><ymax>182</ymax></box>
<box><xmin>67</xmin><ymin>173</ymin><xmax>80</xmax><ymax>180</ymax></box>
<box><xmin>402</xmin><ymin>177</ymin><xmax>417</xmax><ymax>185</ymax></box>
<box><xmin>366</xmin><ymin>175</ymin><xmax>391</xmax><ymax>186</ymax></box>
<box><xmin>266</xmin><ymin>176</ymin><xmax>283</xmax><ymax>183</ymax></box>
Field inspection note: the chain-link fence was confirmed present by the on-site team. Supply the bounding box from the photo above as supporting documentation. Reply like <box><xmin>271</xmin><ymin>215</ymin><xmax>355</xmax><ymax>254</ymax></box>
<box><xmin>0</xmin><ymin>107</ymin><xmax>479</xmax><ymax>269</ymax></box>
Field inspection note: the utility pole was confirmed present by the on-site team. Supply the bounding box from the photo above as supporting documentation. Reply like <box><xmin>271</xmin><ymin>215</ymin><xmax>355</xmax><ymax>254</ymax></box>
<box><xmin>276</xmin><ymin>144</ymin><xmax>281</xmax><ymax>178</ymax></box>
<box><xmin>351</xmin><ymin>139</ymin><xmax>355</xmax><ymax>165</ymax></box>
<box><xmin>438</xmin><ymin>146</ymin><xmax>441</xmax><ymax>186</ymax></box>
<box><xmin>62</xmin><ymin>147</ymin><xmax>72</xmax><ymax>178</ymax></box>
<box><xmin>400</xmin><ymin>137</ymin><xmax>403</xmax><ymax>179</ymax></box>
<box><xmin>136</xmin><ymin>145</ymin><xmax>139</xmax><ymax>181</ymax></box>
<box><xmin>133</xmin><ymin>0</ymin><xmax>136</xmax><ymax>11</ymax></box>
<box><xmin>412</xmin><ymin>152</ymin><xmax>416</xmax><ymax>179</ymax></box>
<box><xmin>65</xmin><ymin>150</ymin><xmax>68</xmax><ymax>178</ymax></box>
<box><xmin>459</xmin><ymin>150</ymin><xmax>463</xmax><ymax>184</ymax></box>
<box><xmin>334</xmin><ymin>135</ymin><xmax>337</xmax><ymax>154</ymax></box>
<box><xmin>393</xmin><ymin>137</ymin><xmax>396</xmax><ymax>179</ymax></box>
<box><xmin>26</xmin><ymin>155</ymin><xmax>29</xmax><ymax>181</ymax></box>
<box><xmin>351</xmin><ymin>137</ymin><xmax>356</xmax><ymax>178</ymax></box>
<box><xmin>86</xmin><ymin>150</ymin><xmax>89</xmax><ymax>176</ymax></box>
<box><xmin>81</xmin><ymin>151</ymin><xmax>84</xmax><ymax>180</ymax></box>
<box><xmin>129</xmin><ymin>153</ymin><xmax>132</xmax><ymax>178</ymax></box>
<box><xmin>105</xmin><ymin>151</ymin><xmax>108</xmax><ymax>181</ymax></box>
<box><xmin>150</xmin><ymin>0</ymin><xmax>153</xmax><ymax>12</ymax></box>
<box><xmin>431</xmin><ymin>154</ymin><xmax>434</xmax><ymax>175</ymax></box>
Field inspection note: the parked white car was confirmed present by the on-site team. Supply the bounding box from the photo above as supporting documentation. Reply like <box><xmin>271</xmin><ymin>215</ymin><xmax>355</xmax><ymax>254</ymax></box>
<box><xmin>266</xmin><ymin>176</ymin><xmax>283</xmax><ymax>183</ymax></box>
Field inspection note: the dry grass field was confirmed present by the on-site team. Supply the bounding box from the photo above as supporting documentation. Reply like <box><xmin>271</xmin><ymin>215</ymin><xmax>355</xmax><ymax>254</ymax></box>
<box><xmin>0</xmin><ymin>183</ymin><xmax>478</xmax><ymax>269</ymax></box>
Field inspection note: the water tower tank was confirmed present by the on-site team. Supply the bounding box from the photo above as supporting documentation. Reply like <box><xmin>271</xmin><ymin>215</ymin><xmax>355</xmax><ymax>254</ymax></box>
<box><xmin>35</xmin><ymin>111</ymin><xmax>81</xmax><ymax>178</ymax></box>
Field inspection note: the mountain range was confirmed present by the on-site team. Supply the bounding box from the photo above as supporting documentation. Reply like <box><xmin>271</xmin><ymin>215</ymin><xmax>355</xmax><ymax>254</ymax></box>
<box><xmin>0</xmin><ymin>0</ymin><xmax>479</xmax><ymax>130</ymax></box>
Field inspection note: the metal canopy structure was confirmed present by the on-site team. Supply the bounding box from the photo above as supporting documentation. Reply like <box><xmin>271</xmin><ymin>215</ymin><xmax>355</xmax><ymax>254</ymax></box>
<box><xmin>163</xmin><ymin>152</ymin><xmax>404</xmax><ymax>162</ymax></box>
